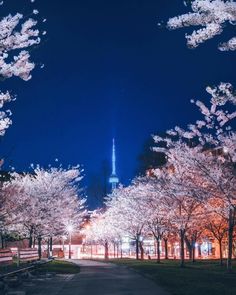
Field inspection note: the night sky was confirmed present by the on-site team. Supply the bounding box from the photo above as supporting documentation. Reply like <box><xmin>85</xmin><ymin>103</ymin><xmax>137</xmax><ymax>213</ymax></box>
<box><xmin>1</xmin><ymin>0</ymin><xmax>235</xmax><ymax>206</ymax></box>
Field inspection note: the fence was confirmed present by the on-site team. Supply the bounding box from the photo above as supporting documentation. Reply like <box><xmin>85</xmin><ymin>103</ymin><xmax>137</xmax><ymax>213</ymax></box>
<box><xmin>0</xmin><ymin>249</ymin><xmax>13</xmax><ymax>265</ymax></box>
<box><xmin>19</xmin><ymin>248</ymin><xmax>39</xmax><ymax>262</ymax></box>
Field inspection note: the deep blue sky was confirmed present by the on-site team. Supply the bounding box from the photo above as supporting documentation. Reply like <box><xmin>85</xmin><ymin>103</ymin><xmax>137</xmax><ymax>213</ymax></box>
<box><xmin>1</xmin><ymin>0</ymin><xmax>235</xmax><ymax>204</ymax></box>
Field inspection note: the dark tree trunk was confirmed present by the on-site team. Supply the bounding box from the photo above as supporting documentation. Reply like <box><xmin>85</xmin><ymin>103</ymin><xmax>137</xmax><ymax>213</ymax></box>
<box><xmin>50</xmin><ymin>236</ymin><xmax>53</xmax><ymax>256</ymax></box>
<box><xmin>117</xmin><ymin>244</ymin><xmax>119</xmax><ymax>258</ymax></box>
<box><xmin>47</xmin><ymin>239</ymin><xmax>50</xmax><ymax>258</ymax></box>
<box><xmin>50</xmin><ymin>237</ymin><xmax>53</xmax><ymax>251</ymax></box>
<box><xmin>0</xmin><ymin>232</ymin><xmax>4</xmax><ymax>249</ymax></box>
<box><xmin>113</xmin><ymin>243</ymin><xmax>116</xmax><ymax>258</ymax></box>
<box><xmin>185</xmin><ymin>237</ymin><xmax>192</xmax><ymax>261</ymax></box>
<box><xmin>156</xmin><ymin>238</ymin><xmax>161</xmax><ymax>263</ymax></box>
<box><xmin>104</xmin><ymin>241</ymin><xmax>109</xmax><ymax>260</ymax></box>
<box><xmin>135</xmin><ymin>239</ymin><xmax>139</xmax><ymax>260</ymax></box>
<box><xmin>180</xmin><ymin>229</ymin><xmax>185</xmax><ymax>268</ymax></box>
<box><xmin>29</xmin><ymin>228</ymin><xmax>33</xmax><ymax>248</ymax></box>
<box><xmin>198</xmin><ymin>244</ymin><xmax>201</xmax><ymax>257</ymax></box>
<box><xmin>0</xmin><ymin>232</ymin><xmax>6</xmax><ymax>249</ymax></box>
<box><xmin>219</xmin><ymin>239</ymin><xmax>223</xmax><ymax>266</ymax></box>
<box><xmin>164</xmin><ymin>238</ymin><xmax>168</xmax><ymax>259</ymax></box>
<box><xmin>38</xmin><ymin>236</ymin><xmax>42</xmax><ymax>260</ymax></box>
<box><xmin>227</xmin><ymin>207</ymin><xmax>235</xmax><ymax>272</ymax></box>
<box><xmin>139</xmin><ymin>242</ymin><xmax>144</xmax><ymax>260</ymax></box>
<box><xmin>192</xmin><ymin>244</ymin><xmax>196</xmax><ymax>263</ymax></box>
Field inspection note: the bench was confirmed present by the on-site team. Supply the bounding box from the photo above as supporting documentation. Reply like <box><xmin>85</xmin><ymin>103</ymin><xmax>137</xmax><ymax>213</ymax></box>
<box><xmin>19</xmin><ymin>248</ymin><xmax>39</xmax><ymax>263</ymax></box>
<box><xmin>0</xmin><ymin>249</ymin><xmax>13</xmax><ymax>265</ymax></box>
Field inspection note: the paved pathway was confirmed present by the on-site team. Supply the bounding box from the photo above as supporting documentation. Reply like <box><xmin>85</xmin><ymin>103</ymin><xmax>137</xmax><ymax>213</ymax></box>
<box><xmin>6</xmin><ymin>259</ymin><xmax>169</xmax><ymax>295</ymax></box>
<box><xmin>57</xmin><ymin>259</ymin><xmax>168</xmax><ymax>295</ymax></box>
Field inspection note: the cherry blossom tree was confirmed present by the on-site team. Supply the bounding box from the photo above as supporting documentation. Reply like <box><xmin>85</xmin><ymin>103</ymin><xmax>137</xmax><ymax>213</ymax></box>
<box><xmin>137</xmin><ymin>176</ymin><xmax>171</xmax><ymax>263</ymax></box>
<box><xmin>2</xmin><ymin>165</ymin><xmax>86</xmax><ymax>256</ymax></box>
<box><xmin>0</xmin><ymin>182</ymin><xmax>10</xmax><ymax>248</ymax></box>
<box><xmin>185</xmin><ymin>219</ymin><xmax>205</xmax><ymax>262</ymax></box>
<box><xmin>187</xmin><ymin>149</ymin><xmax>236</xmax><ymax>270</ymax></box>
<box><xmin>164</xmin><ymin>0</ymin><xmax>236</xmax><ymax>269</ymax></box>
<box><xmin>154</xmin><ymin>82</ymin><xmax>236</xmax><ymax>270</ymax></box>
<box><xmin>0</xmin><ymin>0</ymin><xmax>44</xmax><ymax>136</ymax></box>
<box><xmin>104</xmin><ymin>183</ymin><xmax>151</xmax><ymax>260</ymax></box>
<box><xmin>166</xmin><ymin>0</ymin><xmax>236</xmax><ymax>51</ymax></box>
<box><xmin>85</xmin><ymin>211</ymin><xmax>119</xmax><ymax>259</ymax></box>
<box><xmin>204</xmin><ymin>205</ymin><xmax>228</xmax><ymax>265</ymax></box>
<box><xmin>153</xmin><ymin>158</ymin><xmax>206</xmax><ymax>267</ymax></box>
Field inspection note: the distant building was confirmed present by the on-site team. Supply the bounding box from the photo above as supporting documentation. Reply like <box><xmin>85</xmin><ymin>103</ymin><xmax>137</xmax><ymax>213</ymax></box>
<box><xmin>109</xmin><ymin>138</ymin><xmax>119</xmax><ymax>191</ymax></box>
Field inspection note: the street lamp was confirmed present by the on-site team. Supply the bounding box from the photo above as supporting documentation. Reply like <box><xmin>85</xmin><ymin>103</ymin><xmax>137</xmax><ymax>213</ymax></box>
<box><xmin>67</xmin><ymin>224</ymin><xmax>73</xmax><ymax>259</ymax></box>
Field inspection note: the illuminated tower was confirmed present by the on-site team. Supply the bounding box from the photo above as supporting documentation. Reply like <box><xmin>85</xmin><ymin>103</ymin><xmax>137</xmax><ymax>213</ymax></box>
<box><xmin>109</xmin><ymin>138</ymin><xmax>119</xmax><ymax>191</ymax></box>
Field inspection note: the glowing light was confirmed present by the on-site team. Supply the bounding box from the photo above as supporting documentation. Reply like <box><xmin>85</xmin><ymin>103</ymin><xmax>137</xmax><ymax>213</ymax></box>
<box><xmin>223</xmin><ymin>147</ymin><xmax>229</xmax><ymax>154</ymax></box>
<box><xmin>109</xmin><ymin>138</ymin><xmax>119</xmax><ymax>190</ymax></box>
<box><xmin>67</xmin><ymin>224</ymin><xmax>73</xmax><ymax>233</ymax></box>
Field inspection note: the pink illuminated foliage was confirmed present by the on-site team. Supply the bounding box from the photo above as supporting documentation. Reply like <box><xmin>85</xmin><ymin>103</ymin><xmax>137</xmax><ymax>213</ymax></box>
<box><xmin>153</xmin><ymin>82</ymin><xmax>236</xmax><ymax>269</ymax></box>
<box><xmin>166</xmin><ymin>0</ymin><xmax>236</xmax><ymax>51</ymax></box>
<box><xmin>0</xmin><ymin>0</ymin><xmax>44</xmax><ymax>136</ymax></box>
<box><xmin>1</xmin><ymin>165</ymin><xmax>86</xmax><ymax>249</ymax></box>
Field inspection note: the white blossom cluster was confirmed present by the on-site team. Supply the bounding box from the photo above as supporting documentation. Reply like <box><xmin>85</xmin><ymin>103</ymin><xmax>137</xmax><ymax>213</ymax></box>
<box><xmin>154</xmin><ymin>82</ymin><xmax>236</xmax><ymax>161</ymax></box>
<box><xmin>0</xmin><ymin>165</ymin><xmax>86</xmax><ymax>245</ymax></box>
<box><xmin>167</xmin><ymin>0</ymin><xmax>236</xmax><ymax>51</ymax></box>
<box><xmin>0</xmin><ymin>91</ymin><xmax>12</xmax><ymax>135</ymax></box>
<box><xmin>0</xmin><ymin>12</ymin><xmax>40</xmax><ymax>80</ymax></box>
<box><xmin>0</xmin><ymin>1</ymin><xmax>43</xmax><ymax>136</ymax></box>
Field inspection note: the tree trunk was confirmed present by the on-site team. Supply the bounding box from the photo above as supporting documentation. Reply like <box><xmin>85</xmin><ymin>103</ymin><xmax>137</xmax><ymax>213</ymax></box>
<box><xmin>113</xmin><ymin>243</ymin><xmax>116</xmax><ymax>258</ymax></box>
<box><xmin>192</xmin><ymin>244</ymin><xmax>196</xmax><ymax>263</ymax></box>
<box><xmin>227</xmin><ymin>207</ymin><xmax>235</xmax><ymax>272</ymax></box>
<box><xmin>156</xmin><ymin>238</ymin><xmax>161</xmax><ymax>263</ymax></box>
<box><xmin>0</xmin><ymin>232</ymin><xmax>3</xmax><ymax>249</ymax></box>
<box><xmin>47</xmin><ymin>239</ymin><xmax>50</xmax><ymax>258</ymax></box>
<box><xmin>198</xmin><ymin>244</ymin><xmax>201</xmax><ymax>257</ymax></box>
<box><xmin>38</xmin><ymin>236</ymin><xmax>42</xmax><ymax>260</ymax></box>
<box><xmin>139</xmin><ymin>242</ymin><xmax>144</xmax><ymax>260</ymax></box>
<box><xmin>219</xmin><ymin>239</ymin><xmax>223</xmax><ymax>266</ymax></box>
<box><xmin>135</xmin><ymin>239</ymin><xmax>139</xmax><ymax>260</ymax></box>
<box><xmin>104</xmin><ymin>241</ymin><xmax>109</xmax><ymax>260</ymax></box>
<box><xmin>185</xmin><ymin>237</ymin><xmax>192</xmax><ymax>261</ymax></box>
<box><xmin>50</xmin><ymin>236</ymin><xmax>53</xmax><ymax>257</ymax></box>
<box><xmin>29</xmin><ymin>228</ymin><xmax>33</xmax><ymax>248</ymax></box>
<box><xmin>180</xmin><ymin>229</ymin><xmax>185</xmax><ymax>268</ymax></box>
<box><xmin>164</xmin><ymin>238</ymin><xmax>168</xmax><ymax>259</ymax></box>
<box><xmin>0</xmin><ymin>232</ymin><xmax>5</xmax><ymax>249</ymax></box>
<box><xmin>116</xmin><ymin>244</ymin><xmax>119</xmax><ymax>258</ymax></box>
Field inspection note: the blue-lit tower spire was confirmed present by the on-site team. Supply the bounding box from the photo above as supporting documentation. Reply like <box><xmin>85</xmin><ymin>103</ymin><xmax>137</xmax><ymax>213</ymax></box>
<box><xmin>109</xmin><ymin>138</ymin><xmax>119</xmax><ymax>191</ymax></box>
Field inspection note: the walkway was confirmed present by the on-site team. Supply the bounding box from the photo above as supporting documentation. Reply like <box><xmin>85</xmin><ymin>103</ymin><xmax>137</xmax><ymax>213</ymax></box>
<box><xmin>6</xmin><ymin>259</ymin><xmax>169</xmax><ymax>295</ymax></box>
<box><xmin>58</xmin><ymin>259</ymin><xmax>168</xmax><ymax>295</ymax></box>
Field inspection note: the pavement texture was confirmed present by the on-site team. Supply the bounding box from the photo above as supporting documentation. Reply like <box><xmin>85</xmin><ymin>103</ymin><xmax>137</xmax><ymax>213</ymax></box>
<box><xmin>5</xmin><ymin>259</ymin><xmax>169</xmax><ymax>295</ymax></box>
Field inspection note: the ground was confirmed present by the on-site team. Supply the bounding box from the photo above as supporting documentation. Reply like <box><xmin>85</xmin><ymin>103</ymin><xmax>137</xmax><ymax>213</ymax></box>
<box><xmin>3</xmin><ymin>259</ymin><xmax>236</xmax><ymax>295</ymax></box>
<box><xmin>106</xmin><ymin>258</ymin><xmax>236</xmax><ymax>295</ymax></box>
<box><xmin>2</xmin><ymin>259</ymin><xmax>168</xmax><ymax>295</ymax></box>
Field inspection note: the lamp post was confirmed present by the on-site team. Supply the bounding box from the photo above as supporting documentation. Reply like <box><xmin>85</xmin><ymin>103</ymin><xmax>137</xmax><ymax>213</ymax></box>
<box><xmin>67</xmin><ymin>224</ymin><xmax>73</xmax><ymax>259</ymax></box>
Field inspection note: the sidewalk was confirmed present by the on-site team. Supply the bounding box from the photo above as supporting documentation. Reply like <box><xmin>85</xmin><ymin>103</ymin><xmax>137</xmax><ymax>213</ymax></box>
<box><xmin>5</xmin><ymin>259</ymin><xmax>169</xmax><ymax>295</ymax></box>
<box><xmin>57</xmin><ymin>259</ymin><xmax>169</xmax><ymax>295</ymax></box>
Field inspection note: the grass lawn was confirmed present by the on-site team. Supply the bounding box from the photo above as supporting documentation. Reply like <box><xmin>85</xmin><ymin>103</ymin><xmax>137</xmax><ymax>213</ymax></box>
<box><xmin>105</xmin><ymin>258</ymin><xmax>236</xmax><ymax>295</ymax></box>
<box><xmin>0</xmin><ymin>259</ymin><xmax>80</xmax><ymax>275</ymax></box>
<box><xmin>36</xmin><ymin>259</ymin><xmax>80</xmax><ymax>274</ymax></box>
<box><xmin>0</xmin><ymin>261</ymin><xmax>30</xmax><ymax>275</ymax></box>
